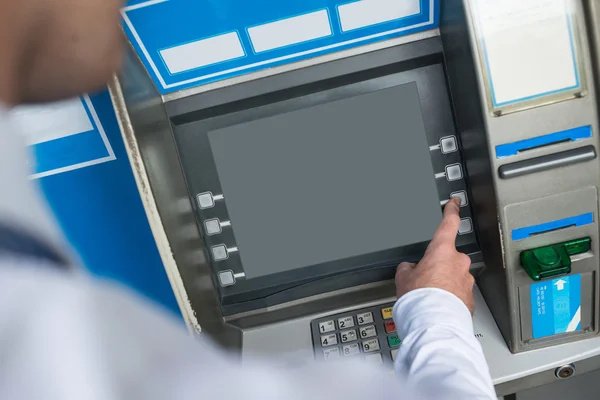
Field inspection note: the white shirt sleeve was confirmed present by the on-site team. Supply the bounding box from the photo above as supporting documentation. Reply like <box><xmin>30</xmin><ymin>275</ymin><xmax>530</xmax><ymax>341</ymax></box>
<box><xmin>394</xmin><ymin>288</ymin><xmax>497</xmax><ymax>399</ymax></box>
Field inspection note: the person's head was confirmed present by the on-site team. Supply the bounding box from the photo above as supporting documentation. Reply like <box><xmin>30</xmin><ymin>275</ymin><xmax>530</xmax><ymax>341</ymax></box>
<box><xmin>0</xmin><ymin>0</ymin><xmax>124</xmax><ymax>105</ymax></box>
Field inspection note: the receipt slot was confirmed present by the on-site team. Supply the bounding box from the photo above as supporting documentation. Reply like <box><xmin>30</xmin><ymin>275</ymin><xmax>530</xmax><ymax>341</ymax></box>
<box><xmin>112</xmin><ymin>0</ymin><xmax>600</xmax><ymax>395</ymax></box>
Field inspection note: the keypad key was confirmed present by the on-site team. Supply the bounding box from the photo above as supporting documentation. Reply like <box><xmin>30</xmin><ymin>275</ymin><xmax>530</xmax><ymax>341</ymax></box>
<box><xmin>364</xmin><ymin>353</ymin><xmax>383</xmax><ymax>364</ymax></box>
<box><xmin>387</xmin><ymin>334</ymin><xmax>402</xmax><ymax>348</ymax></box>
<box><xmin>384</xmin><ymin>321</ymin><xmax>396</xmax><ymax>334</ymax></box>
<box><xmin>381</xmin><ymin>307</ymin><xmax>393</xmax><ymax>320</ymax></box>
<box><xmin>338</xmin><ymin>316</ymin><xmax>355</xmax><ymax>329</ymax></box>
<box><xmin>318</xmin><ymin>320</ymin><xmax>335</xmax><ymax>334</ymax></box>
<box><xmin>391</xmin><ymin>349</ymin><xmax>399</xmax><ymax>361</ymax></box>
<box><xmin>340</xmin><ymin>329</ymin><xmax>357</xmax><ymax>343</ymax></box>
<box><xmin>323</xmin><ymin>347</ymin><xmax>340</xmax><ymax>359</ymax></box>
<box><xmin>321</xmin><ymin>334</ymin><xmax>338</xmax><ymax>347</ymax></box>
<box><xmin>356</xmin><ymin>312</ymin><xmax>374</xmax><ymax>325</ymax></box>
<box><xmin>362</xmin><ymin>338</ymin><xmax>380</xmax><ymax>353</ymax></box>
<box><xmin>359</xmin><ymin>325</ymin><xmax>377</xmax><ymax>339</ymax></box>
<box><xmin>343</xmin><ymin>343</ymin><xmax>361</xmax><ymax>357</ymax></box>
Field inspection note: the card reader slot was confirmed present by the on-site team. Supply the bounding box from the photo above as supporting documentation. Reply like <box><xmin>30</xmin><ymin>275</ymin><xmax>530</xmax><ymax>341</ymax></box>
<box><xmin>512</xmin><ymin>213</ymin><xmax>594</xmax><ymax>241</ymax></box>
<box><xmin>495</xmin><ymin>126</ymin><xmax>592</xmax><ymax>158</ymax></box>
<box><xmin>498</xmin><ymin>145</ymin><xmax>597</xmax><ymax>179</ymax></box>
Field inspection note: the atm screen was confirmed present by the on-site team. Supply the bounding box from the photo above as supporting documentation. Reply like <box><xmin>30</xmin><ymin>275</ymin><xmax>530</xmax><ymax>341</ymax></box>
<box><xmin>174</xmin><ymin>63</ymin><xmax>478</xmax><ymax>312</ymax></box>
<box><xmin>208</xmin><ymin>84</ymin><xmax>442</xmax><ymax>279</ymax></box>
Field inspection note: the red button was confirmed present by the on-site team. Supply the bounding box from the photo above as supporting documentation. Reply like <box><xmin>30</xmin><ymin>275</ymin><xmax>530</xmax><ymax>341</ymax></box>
<box><xmin>384</xmin><ymin>321</ymin><xmax>396</xmax><ymax>334</ymax></box>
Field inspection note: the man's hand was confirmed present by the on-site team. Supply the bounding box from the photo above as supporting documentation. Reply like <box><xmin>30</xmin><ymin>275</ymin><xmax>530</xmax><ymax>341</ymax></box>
<box><xmin>395</xmin><ymin>197</ymin><xmax>475</xmax><ymax>314</ymax></box>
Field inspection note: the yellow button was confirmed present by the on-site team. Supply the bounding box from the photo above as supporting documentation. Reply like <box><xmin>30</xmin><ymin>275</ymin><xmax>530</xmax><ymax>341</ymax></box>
<box><xmin>381</xmin><ymin>307</ymin><xmax>393</xmax><ymax>319</ymax></box>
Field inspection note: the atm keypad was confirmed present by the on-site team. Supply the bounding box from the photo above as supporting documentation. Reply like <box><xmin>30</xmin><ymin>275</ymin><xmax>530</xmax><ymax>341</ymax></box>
<box><xmin>320</xmin><ymin>334</ymin><xmax>338</xmax><ymax>347</ymax></box>
<box><xmin>323</xmin><ymin>347</ymin><xmax>340</xmax><ymax>359</ymax></box>
<box><xmin>359</xmin><ymin>325</ymin><xmax>377</xmax><ymax>339</ymax></box>
<box><xmin>356</xmin><ymin>312</ymin><xmax>374</xmax><ymax>325</ymax></box>
<box><xmin>340</xmin><ymin>329</ymin><xmax>357</xmax><ymax>343</ymax></box>
<box><xmin>319</xmin><ymin>320</ymin><xmax>335</xmax><ymax>334</ymax></box>
<box><xmin>338</xmin><ymin>316</ymin><xmax>355</xmax><ymax>329</ymax></box>
<box><xmin>311</xmin><ymin>302</ymin><xmax>400</xmax><ymax>366</ymax></box>
<box><xmin>362</xmin><ymin>338</ymin><xmax>380</xmax><ymax>352</ymax></box>
<box><xmin>343</xmin><ymin>343</ymin><xmax>361</xmax><ymax>357</ymax></box>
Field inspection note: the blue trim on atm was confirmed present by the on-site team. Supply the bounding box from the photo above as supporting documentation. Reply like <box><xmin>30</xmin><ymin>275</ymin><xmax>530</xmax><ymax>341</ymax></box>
<box><xmin>495</xmin><ymin>126</ymin><xmax>592</xmax><ymax>158</ymax></box>
<box><xmin>512</xmin><ymin>213</ymin><xmax>594</xmax><ymax>241</ymax></box>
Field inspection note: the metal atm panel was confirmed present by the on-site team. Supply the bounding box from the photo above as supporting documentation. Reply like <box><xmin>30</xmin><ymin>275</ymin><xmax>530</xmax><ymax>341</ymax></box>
<box><xmin>111</xmin><ymin>0</ymin><xmax>600</xmax><ymax>393</ymax></box>
<box><xmin>441</xmin><ymin>0</ymin><xmax>600</xmax><ymax>352</ymax></box>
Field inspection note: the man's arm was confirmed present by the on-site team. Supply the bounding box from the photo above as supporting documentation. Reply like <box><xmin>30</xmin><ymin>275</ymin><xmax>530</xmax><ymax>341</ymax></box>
<box><xmin>393</xmin><ymin>198</ymin><xmax>496</xmax><ymax>399</ymax></box>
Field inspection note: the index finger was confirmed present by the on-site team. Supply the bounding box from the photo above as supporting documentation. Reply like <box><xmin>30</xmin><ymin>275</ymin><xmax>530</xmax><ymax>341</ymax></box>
<box><xmin>428</xmin><ymin>197</ymin><xmax>461</xmax><ymax>249</ymax></box>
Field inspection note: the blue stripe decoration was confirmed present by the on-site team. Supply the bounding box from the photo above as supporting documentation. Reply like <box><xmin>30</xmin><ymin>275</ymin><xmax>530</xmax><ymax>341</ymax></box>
<box><xmin>122</xmin><ymin>0</ymin><xmax>439</xmax><ymax>94</ymax></box>
<box><xmin>32</xmin><ymin>129</ymin><xmax>110</xmax><ymax>174</ymax></box>
<box><xmin>512</xmin><ymin>213</ymin><xmax>594</xmax><ymax>241</ymax></box>
<box><xmin>496</xmin><ymin>126</ymin><xmax>592</xmax><ymax>158</ymax></box>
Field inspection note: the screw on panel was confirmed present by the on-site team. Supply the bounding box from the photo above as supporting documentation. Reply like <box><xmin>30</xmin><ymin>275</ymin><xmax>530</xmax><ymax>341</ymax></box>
<box><xmin>555</xmin><ymin>364</ymin><xmax>576</xmax><ymax>379</ymax></box>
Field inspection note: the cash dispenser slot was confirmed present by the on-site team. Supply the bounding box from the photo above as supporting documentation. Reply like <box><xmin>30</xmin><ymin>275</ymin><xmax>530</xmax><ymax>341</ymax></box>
<box><xmin>498</xmin><ymin>146</ymin><xmax>597</xmax><ymax>179</ymax></box>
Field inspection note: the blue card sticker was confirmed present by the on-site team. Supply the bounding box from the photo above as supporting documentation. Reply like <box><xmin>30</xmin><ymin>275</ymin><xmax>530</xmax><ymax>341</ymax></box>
<box><xmin>531</xmin><ymin>274</ymin><xmax>581</xmax><ymax>339</ymax></box>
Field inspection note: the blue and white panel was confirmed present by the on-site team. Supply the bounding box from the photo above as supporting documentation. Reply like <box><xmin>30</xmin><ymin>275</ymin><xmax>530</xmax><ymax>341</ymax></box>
<box><xmin>530</xmin><ymin>274</ymin><xmax>582</xmax><ymax>339</ymax></box>
<box><xmin>122</xmin><ymin>0</ymin><xmax>439</xmax><ymax>94</ymax></box>
<box><xmin>11</xmin><ymin>96</ymin><xmax>115</xmax><ymax>179</ymax></box>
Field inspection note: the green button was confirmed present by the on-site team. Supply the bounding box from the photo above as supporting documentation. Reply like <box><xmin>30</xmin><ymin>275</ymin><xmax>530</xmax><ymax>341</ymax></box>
<box><xmin>532</xmin><ymin>247</ymin><xmax>561</xmax><ymax>268</ymax></box>
<box><xmin>519</xmin><ymin>238</ymin><xmax>592</xmax><ymax>281</ymax></box>
<box><xmin>387</xmin><ymin>334</ymin><xmax>402</xmax><ymax>348</ymax></box>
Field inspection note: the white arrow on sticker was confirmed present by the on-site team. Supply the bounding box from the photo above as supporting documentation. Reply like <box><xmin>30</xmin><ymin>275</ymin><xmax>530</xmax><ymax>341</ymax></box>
<box><xmin>554</xmin><ymin>279</ymin><xmax>567</xmax><ymax>291</ymax></box>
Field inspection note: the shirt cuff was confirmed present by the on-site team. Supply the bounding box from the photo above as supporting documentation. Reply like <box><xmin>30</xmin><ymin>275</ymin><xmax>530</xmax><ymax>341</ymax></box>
<box><xmin>392</xmin><ymin>288</ymin><xmax>474</xmax><ymax>340</ymax></box>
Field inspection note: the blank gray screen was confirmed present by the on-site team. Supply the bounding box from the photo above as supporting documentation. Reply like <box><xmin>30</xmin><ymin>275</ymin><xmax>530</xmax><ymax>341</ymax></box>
<box><xmin>208</xmin><ymin>83</ymin><xmax>442</xmax><ymax>279</ymax></box>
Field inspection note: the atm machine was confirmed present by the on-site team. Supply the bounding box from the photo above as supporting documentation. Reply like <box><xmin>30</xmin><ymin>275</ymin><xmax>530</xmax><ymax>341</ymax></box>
<box><xmin>112</xmin><ymin>0</ymin><xmax>600</xmax><ymax>397</ymax></box>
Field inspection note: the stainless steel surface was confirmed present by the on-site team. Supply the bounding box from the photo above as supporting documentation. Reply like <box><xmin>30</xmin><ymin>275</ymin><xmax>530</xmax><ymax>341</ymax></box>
<box><xmin>442</xmin><ymin>0</ymin><xmax>600</xmax><ymax>353</ymax></box>
<box><xmin>109</xmin><ymin>45</ymin><xmax>240</xmax><ymax>348</ymax></box>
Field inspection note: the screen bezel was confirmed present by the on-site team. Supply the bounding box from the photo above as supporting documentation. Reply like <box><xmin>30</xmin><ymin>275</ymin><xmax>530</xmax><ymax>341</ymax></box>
<box><xmin>174</xmin><ymin>60</ymin><xmax>480</xmax><ymax>314</ymax></box>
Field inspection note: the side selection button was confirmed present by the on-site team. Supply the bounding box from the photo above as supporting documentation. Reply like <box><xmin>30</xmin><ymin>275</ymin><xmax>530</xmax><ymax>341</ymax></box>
<box><xmin>204</xmin><ymin>219</ymin><xmax>222</xmax><ymax>235</ymax></box>
<box><xmin>459</xmin><ymin>218</ymin><xmax>473</xmax><ymax>235</ymax></box>
<box><xmin>197</xmin><ymin>192</ymin><xmax>215</xmax><ymax>209</ymax></box>
<box><xmin>218</xmin><ymin>270</ymin><xmax>235</xmax><ymax>287</ymax></box>
<box><xmin>211</xmin><ymin>245</ymin><xmax>229</xmax><ymax>261</ymax></box>
<box><xmin>445</xmin><ymin>164</ymin><xmax>463</xmax><ymax>182</ymax></box>
<box><xmin>440</xmin><ymin>136</ymin><xmax>458</xmax><ymax>154</ymax></box>
<box><xmin>450</xmin><ymin>190</ymin><xmax>468</xmax><ymax>207</ymax></box>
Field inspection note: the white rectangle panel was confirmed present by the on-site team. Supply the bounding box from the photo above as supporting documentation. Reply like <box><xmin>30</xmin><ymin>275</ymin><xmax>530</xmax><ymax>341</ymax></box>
<box><xmin>248</xmin><ymin>10</ymin><xmax>332</xmax><ymax>53</ymax></box>
<box><xmin>11</xmin><ymin>98</ymin><xmax>94</xmax><ymax>145</ymax></box>
<box><xmin>473</xmin><ymin>0</ymin><xmax>579</xmax><ymax>106</ymax></box>
<box><xmin>338</xmin><ymin>0</ymin><xmax>421</xmax><ymax>32</ymax></box>
<box><xmin>160</xmin><ymin>32</ymin><xmax>245</xmax><ymax>74</ymax></box>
